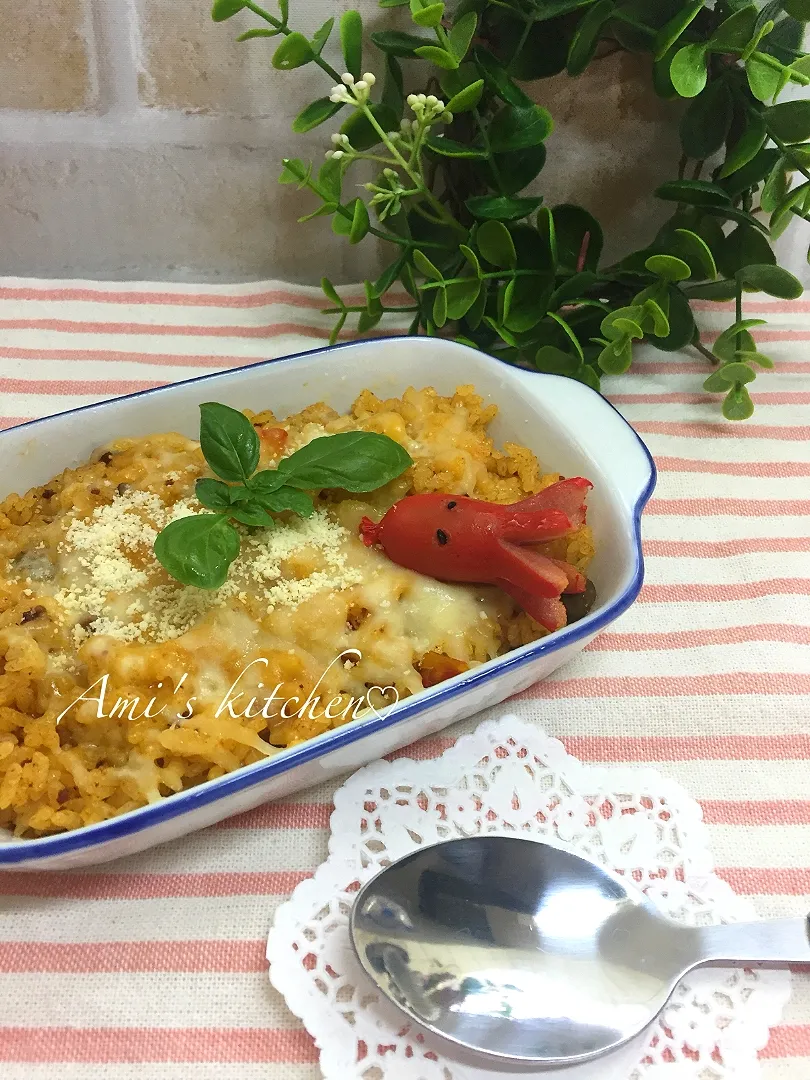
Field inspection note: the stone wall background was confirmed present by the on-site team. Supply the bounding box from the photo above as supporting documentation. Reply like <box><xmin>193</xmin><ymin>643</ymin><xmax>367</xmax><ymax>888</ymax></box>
<box><xmin>0</xmin><ymin>0</ymin><xmax>806</xmax><ymax>283</ymax></box>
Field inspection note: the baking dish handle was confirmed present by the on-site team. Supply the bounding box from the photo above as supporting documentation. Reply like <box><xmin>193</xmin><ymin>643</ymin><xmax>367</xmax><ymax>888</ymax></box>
<box><xmin>507</xmin><ymin>369</ymin><xmax>657</xmax><ymax>514</ymax></box>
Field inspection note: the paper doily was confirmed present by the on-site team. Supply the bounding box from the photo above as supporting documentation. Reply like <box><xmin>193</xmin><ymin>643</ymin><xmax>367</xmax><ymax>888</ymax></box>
<box><xmin>268</xmin><ymin>716</ymin><xmax>791</xmax><ymax>1080</ymax></box>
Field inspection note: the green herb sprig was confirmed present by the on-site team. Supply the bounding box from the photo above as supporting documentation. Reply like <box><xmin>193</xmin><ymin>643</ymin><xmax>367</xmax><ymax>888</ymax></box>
<box><xmin>153</xmin><ymin>402</ymin><xmax>412</xmax><ymax>589</ymax></box>
<box><xmin>212</xmin><ymin>0</ymin><xmax>810</xmax><ymax>420</ymax></box>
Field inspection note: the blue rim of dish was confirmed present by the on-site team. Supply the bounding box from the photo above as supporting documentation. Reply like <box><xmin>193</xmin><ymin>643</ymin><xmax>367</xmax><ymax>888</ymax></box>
<box><xmin>0</xmin><ymin>337</ymin><xmax>657</xmax><ymax>864</ymax></box>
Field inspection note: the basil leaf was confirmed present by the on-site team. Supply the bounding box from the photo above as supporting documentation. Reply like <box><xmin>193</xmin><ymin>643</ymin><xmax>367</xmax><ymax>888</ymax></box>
<box><xmin>278</xmin><ymin>431</ymin><xmax>412</xmax><ymax>491</ymax></box>
<box><xmin>229</xmin><ymin>505</ymin><xmax>277</xmax><ymax>527</ymax></box>
<box><xmin>153</xmin><ymin>515</ymin><xmax>240</xmax><ymax>591</ymax></box>
<box><xmin>199</xmin><ymin>402</ymin><xmax>260</xmax><ymax>482</ymax></box>
<box><xmin>248</xmin><ymin>469</ymin><xmax>291</xmax><ymax>494</ymax></box>
<box><xmin>255</xmin><ymin>486</ymin><xmax>316</xmax><ymax>517</ymax></box>
<box><xmin>195</xmin><ymin>477</ymin><xmax>236</xmax><ymax>512</ymax></box>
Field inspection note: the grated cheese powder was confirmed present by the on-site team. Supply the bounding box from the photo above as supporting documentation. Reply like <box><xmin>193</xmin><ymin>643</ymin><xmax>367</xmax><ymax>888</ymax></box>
<box><xmin>53</xmin><ymin>488</ymin><xmax>361</xmax><ymax>645</ymax></box>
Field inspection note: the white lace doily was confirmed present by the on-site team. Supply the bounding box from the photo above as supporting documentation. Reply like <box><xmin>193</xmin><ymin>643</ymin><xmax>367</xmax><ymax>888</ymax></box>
<box><xmin>267</xmin><ymin>716</ymin><xmax>791</xmax><ymax>1080</ymax></box>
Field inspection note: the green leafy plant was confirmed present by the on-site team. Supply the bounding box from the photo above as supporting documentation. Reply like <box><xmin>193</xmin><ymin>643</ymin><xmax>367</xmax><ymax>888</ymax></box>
<box><xmin>212</xmin><ymin>0</ymin><xmax>810</xmax><ymax>420</ymax></box>
<box><xmin>153</xmin><ymin>401</ymin><xmax>412</xmax><ymax>588</ymax></box>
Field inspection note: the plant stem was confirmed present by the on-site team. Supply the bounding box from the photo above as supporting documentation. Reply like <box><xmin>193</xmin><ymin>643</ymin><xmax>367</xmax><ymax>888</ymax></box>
<box><xmin>324</xmin><ymin>304</ymin><xmax>419</xmax><ymax>313</ymax></box>
<box><xmin>694</xmin><ymin>339</ymin><xmax>720</xmax><ymax>366</ymax></box>
<box><xmin>750</xmin><ymin>49</ymin><xmax>810</xmax><ymax>87</ymax></box>
<box><xmin>356</xmin><ymin>153</ymin><xmax>401</xmax><ymax>167</ymax></box>
<box><xmin>509</xmin><ymin>16</ymin><xmax>534</xmax><ymax>68</ymax></box>
<box><xmin>420</xmin><ymin>269</ymin><xmax>537</xmax><ymax>290</ymax></box>
<box><xmin>611</xmin><ymin>9</ymin><xmax>655</xmax><ymax>35</ymax></box>
<box><xmin>411</xmin><ymin>202</ymin><xmax>450</xmax><ymax>226</ymax></box>
<box><xmin>435</xmin><ymin>24</ymin><xmax>453</xmax><ymax>51</ymax></box>
<box><xmin>472</xmin><ymin>107</ymin><xmax>504</xmax><ymax>193</ymax></box>
<box><xmin>771</xmin><ymin>132</ymin><xmax>810</xmax><ymax>186</ymax></box>
<box><xmin>361</xmin><ymin>106</ymin><xmax>420</xmax><ymax>177</ymax></box>
<box><xmin>735</xmin><ymin>275</ymin><xmax>743</xmax><ymax>359</ymax></box>
<box><xmin>244</xmin><ymin>0</ymin><xmax>342</xmax><ymax>82</ymax></box>
<box><xmin>359</xmin><ymin>104</ymin><xmax>466</xmax><ymax>234</ymax></box>
<box><xmin>327</xmin><ymin>199</ymin><xmax>443</xmax><ymax>249</ymax></box>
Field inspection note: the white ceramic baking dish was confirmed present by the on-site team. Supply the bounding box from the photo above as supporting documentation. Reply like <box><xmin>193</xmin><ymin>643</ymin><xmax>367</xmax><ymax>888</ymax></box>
<box><xmin>0</xmin><ymin>337</ymin><xmax>655</xmax><ymax>869</ymax></box>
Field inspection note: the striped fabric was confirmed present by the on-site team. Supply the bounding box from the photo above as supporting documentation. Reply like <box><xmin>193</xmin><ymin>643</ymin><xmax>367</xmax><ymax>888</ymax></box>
<box><xmin>0</xmin><ymin>277</ymin><xmax>807</xmax><ymax>1080</ymax></box>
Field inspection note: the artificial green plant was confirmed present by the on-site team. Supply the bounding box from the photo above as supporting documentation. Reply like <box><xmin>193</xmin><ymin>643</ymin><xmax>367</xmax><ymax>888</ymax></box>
<box><xmin>213</xmin><ymin>0</ymin><xmax>810</xmax><ymax>419</ymax></box>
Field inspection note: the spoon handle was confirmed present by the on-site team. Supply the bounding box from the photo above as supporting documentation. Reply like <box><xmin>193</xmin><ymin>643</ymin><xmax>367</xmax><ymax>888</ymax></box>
<box><xmin>695</xmin><ymin>916</ymin><xmax>810</xmax><ymax>966</ymax></box>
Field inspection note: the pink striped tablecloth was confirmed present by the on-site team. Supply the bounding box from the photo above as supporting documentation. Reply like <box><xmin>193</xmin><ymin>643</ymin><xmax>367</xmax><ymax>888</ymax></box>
<box><xmin>0</xmin><ymin>277</ymin><xmax>807</xmax><ymax>1080</ymax></box>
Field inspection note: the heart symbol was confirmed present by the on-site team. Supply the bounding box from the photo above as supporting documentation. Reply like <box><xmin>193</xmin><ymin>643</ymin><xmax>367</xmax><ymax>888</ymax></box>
<box><xmin>364</xmin><ymin>683</ymin><xmax>401</xmax><ymax>718</ymax></box>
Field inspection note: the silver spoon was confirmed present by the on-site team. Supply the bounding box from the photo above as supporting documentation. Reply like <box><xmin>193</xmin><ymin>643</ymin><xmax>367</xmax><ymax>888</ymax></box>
<box><xmin>350</xmin><ymin>836</ymin><xmax>809</xmax><ymax>1069</ymax></box>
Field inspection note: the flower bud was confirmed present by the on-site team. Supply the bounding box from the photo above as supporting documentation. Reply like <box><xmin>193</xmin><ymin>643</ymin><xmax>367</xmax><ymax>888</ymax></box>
<box><xmin>362</xmin><ymin>72</ymin><xmax>376</xmax><ymax>86</ymax></box>
<box><xmin>341</xmin><ymin>73</ymin><xmax>355</xmax><ymax>85</ymax></box>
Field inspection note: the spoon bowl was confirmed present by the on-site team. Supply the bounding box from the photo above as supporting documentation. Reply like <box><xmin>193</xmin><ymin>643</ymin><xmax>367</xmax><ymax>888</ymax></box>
<box><xmin>350</xmin><ymin>836</ymin><xmax>810</xmax><ymax>1067</ymax></box>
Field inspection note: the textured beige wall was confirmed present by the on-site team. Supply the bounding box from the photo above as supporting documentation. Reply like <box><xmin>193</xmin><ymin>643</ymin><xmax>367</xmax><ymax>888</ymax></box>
<box><xmin>0</xmin><ymin>0</ymin><xmax>804</xmax><ymax>282</ymax></box>
<box><xmin>0</xmin><ymin>0</ymin><xmax>96</xmax><ymax>112</ymax></box>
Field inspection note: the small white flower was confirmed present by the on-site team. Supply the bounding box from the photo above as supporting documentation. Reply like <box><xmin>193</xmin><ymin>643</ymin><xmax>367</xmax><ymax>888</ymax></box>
<box><xmin>442</xmin><ymin>110</ymin><xmax>453</xmax><ymax>124</ymax></box>
<box><xmin>426</xmin><ymin>94</ymin><xmax>438</xmax><ymax>106</ymax></box>
<box><xmin>362</xmin><ymin>72</ymin><xmax>376</xmax><ymax>86</ymax></box>
<box><xmin>331</xmin><ymin>150</ymin><xmax>344</xmax><ymax>159</ymax></box>
<box><xmin>400</xmin><ymin>119</ymin><xmax>411</xmax><ymax>132</ymax></box>
<box><xmin>341</xmin><ymin>72</ymin><xmax>355</xmax><ymax>85</ymax></box>
<box><xmin>406</xmin><ymin>93</ymin><xmax>417</xmax><ymax>106</ymax></box>
<box><xmin>330</xmin><ymin>133</ymin><xmax>342</xmax><ymax>146</ymax></box>
<box><xmin>354</xmin><ymin>80</ymin><xmax>368</xmax><ymax>92</ymax></box>
<box><xmin>325</xmin><ymin>150</ymin><xmax>335</xmax><ymax>159</ymax></box>
<box><xmin>383</xmin><ymin>168</ymin><xmax>397</xmax><ymax>179</ymax></box>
